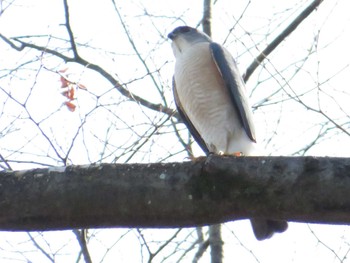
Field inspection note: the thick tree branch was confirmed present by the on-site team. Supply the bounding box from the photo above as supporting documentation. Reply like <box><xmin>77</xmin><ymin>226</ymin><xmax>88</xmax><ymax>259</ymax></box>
<box><xmin>0</xmin><ymin>156</ymin><xmax>350</xmax><ymax>231</ymax></box>
<box><xmin>243</xmin><ymin>0</ymin><xmax>324</xmax><ymax>82</ymax></box>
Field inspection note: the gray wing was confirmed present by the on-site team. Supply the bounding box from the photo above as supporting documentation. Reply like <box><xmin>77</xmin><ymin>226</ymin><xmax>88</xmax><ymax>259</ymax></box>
<box><xmin>210</xmin><ymin>42</ymin><xmax>256</xmax><ymax>142</ymax></box>
<box><xmin>172</xmin><ymin>78</ymin><xmax>210</xmax><ymax>154</ymax></box>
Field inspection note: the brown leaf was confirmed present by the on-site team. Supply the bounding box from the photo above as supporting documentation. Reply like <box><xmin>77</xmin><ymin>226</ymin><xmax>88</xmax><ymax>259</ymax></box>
<box><xmin>64</xmin><ymin>101</ymin><xmax>76</xmax><ymax>112</ymax></box>
<box><xmin>60</xmin><ymin>76</ymin><xmax>70</xmax><ymax>88</ymax></box>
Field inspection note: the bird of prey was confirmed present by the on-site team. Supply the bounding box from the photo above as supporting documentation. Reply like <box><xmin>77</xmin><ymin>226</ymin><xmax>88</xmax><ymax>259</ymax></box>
<box><xmin>168</xmin><ymin>26</ymin><xmax>288</xmax><ymax>240</ymax></box>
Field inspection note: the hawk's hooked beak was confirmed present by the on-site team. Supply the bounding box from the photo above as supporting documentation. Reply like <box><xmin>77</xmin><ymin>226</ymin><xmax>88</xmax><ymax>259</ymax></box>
<box><xmin>168</xmin><ymin>32</ymin><xmax>176</xmax><ymax>40</ymax></box>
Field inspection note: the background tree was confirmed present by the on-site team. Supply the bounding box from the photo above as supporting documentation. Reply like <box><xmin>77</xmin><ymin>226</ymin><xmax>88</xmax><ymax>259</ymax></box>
<box><xmin>0</xmin><ymin>0</ymin><xmax>350</xmax><ymax>262</ymax></box>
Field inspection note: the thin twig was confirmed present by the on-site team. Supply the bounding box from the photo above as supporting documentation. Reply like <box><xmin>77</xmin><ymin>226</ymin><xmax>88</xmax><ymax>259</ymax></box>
<box><xmin>193</xmin><ymin>240</ymin><xmax>209</xmax><ymax>263</ymax></box>
<box><xmin>27</xmin><ymin>232</ymin><xmax>55</xmax><ymax>263</ymax></box>
<box><xmin>0</xmin><ymin>154</ymin><xmax>12</xmax><ymax>170</ymax></box>
<box><xmin>112</xmin><ymin>0</ymin><xmax>168</xmax><ymax>108</ymax></box>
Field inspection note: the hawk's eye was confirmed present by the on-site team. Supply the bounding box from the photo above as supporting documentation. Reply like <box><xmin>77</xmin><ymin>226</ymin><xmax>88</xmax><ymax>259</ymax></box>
<box><xmin>169</xmin><ymin>26</ymin><xmax>194</xmax><ymax>39</ymax></box>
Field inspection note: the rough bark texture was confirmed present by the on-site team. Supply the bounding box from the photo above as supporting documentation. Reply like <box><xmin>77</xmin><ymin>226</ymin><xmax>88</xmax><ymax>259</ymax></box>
<box><xmin>1</xmin><ymin>156</ymin><xmax>350</xmax><ymax>231</ymax></box>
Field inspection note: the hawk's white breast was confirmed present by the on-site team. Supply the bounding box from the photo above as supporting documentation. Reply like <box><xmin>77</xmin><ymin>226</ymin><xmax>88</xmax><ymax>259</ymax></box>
<box><xmin>174</xmin><ymin>42</ymin><xmax>256</xmax><ymax>154</ymax></box>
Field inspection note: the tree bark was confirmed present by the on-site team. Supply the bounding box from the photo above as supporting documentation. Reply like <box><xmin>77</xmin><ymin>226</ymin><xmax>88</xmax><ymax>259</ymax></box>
<box><xmin>1</xmin><ymin>156</ymin><xmax>350</xmax><ymax>231</ymax></box>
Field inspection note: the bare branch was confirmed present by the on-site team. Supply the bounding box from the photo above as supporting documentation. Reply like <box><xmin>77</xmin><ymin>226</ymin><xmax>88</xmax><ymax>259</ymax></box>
<box><xmin>0</xmin><ymin>33</ymin><xmax>25</xmax><ymax>51</ymax></box>
<box><xmin>0</xmin><ymin>34</ymin><xmax>74</xmax><ymax>61</ymax></box>
<box><xmin>243</xmin><ymin>0</ymin><xmax>324</xmax><ymax>82</ymax></box>
<box><xmin>0</xmin><ymin>153</ymin><xmax>12</xmax><ymax>171</ymax></box>
<box><xmin>192</xmin><ymin>237</ymin><xmax>209</xmax><ymax>263</ymax></box>
<box><xmin>1</xmin><ymin>156</ymin><xmax>350</xmax><ymax>231</ymax></box>
<box><xmin>73</xmin><ymin>229</ymin><xmax>92</xmax><ymax>263</ymax></box>
<box><xmin>0</xmin><ymin>0</ymin><xmax>16</xmax><ymax>16</ymax></box>
<box><xmin>112</xmin><ymin>0</ymin><xmax>168</xmax><ymax>108</ymax></box>
<box><xmin>151</xmin><ymin>229</ymin><xmax>182</xmax><ymax>261</ymax></box>
<box><xmin>209</xmin><ymin>224</ymin><xmax>223</xmax><ymax>263</ymax></box>
<box><xmin>27</xmin><ymin>232</ymin><xmax>55</xmax><ymax>262</ymax></box>
<box><xmin>0</xmin><ymin>34</ymin><xmax>179</xmax><ymax>119</ymax></box>
<box><xmin>202</xmin><ymin>0</ymin><xmax>212</xmax><ymax>37</ymax></box>
<box><xmin>62</xmin><ymin>0</ymin><xmax>79</xmax><ymax>58</ymax></box>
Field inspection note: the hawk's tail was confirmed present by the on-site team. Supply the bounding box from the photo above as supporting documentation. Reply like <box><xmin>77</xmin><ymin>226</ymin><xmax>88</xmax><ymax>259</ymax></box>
<box><xmin>250</xmin><ymin>219</ymin><xmax>288</xmax><ymax>241</ymax></box>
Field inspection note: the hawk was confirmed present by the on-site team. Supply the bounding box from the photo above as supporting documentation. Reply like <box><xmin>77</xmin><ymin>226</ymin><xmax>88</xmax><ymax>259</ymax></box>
<box><xmin>168</xmin><ymin>26</ymin><xmax>287</xmax><ymax>240</ymax></box>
